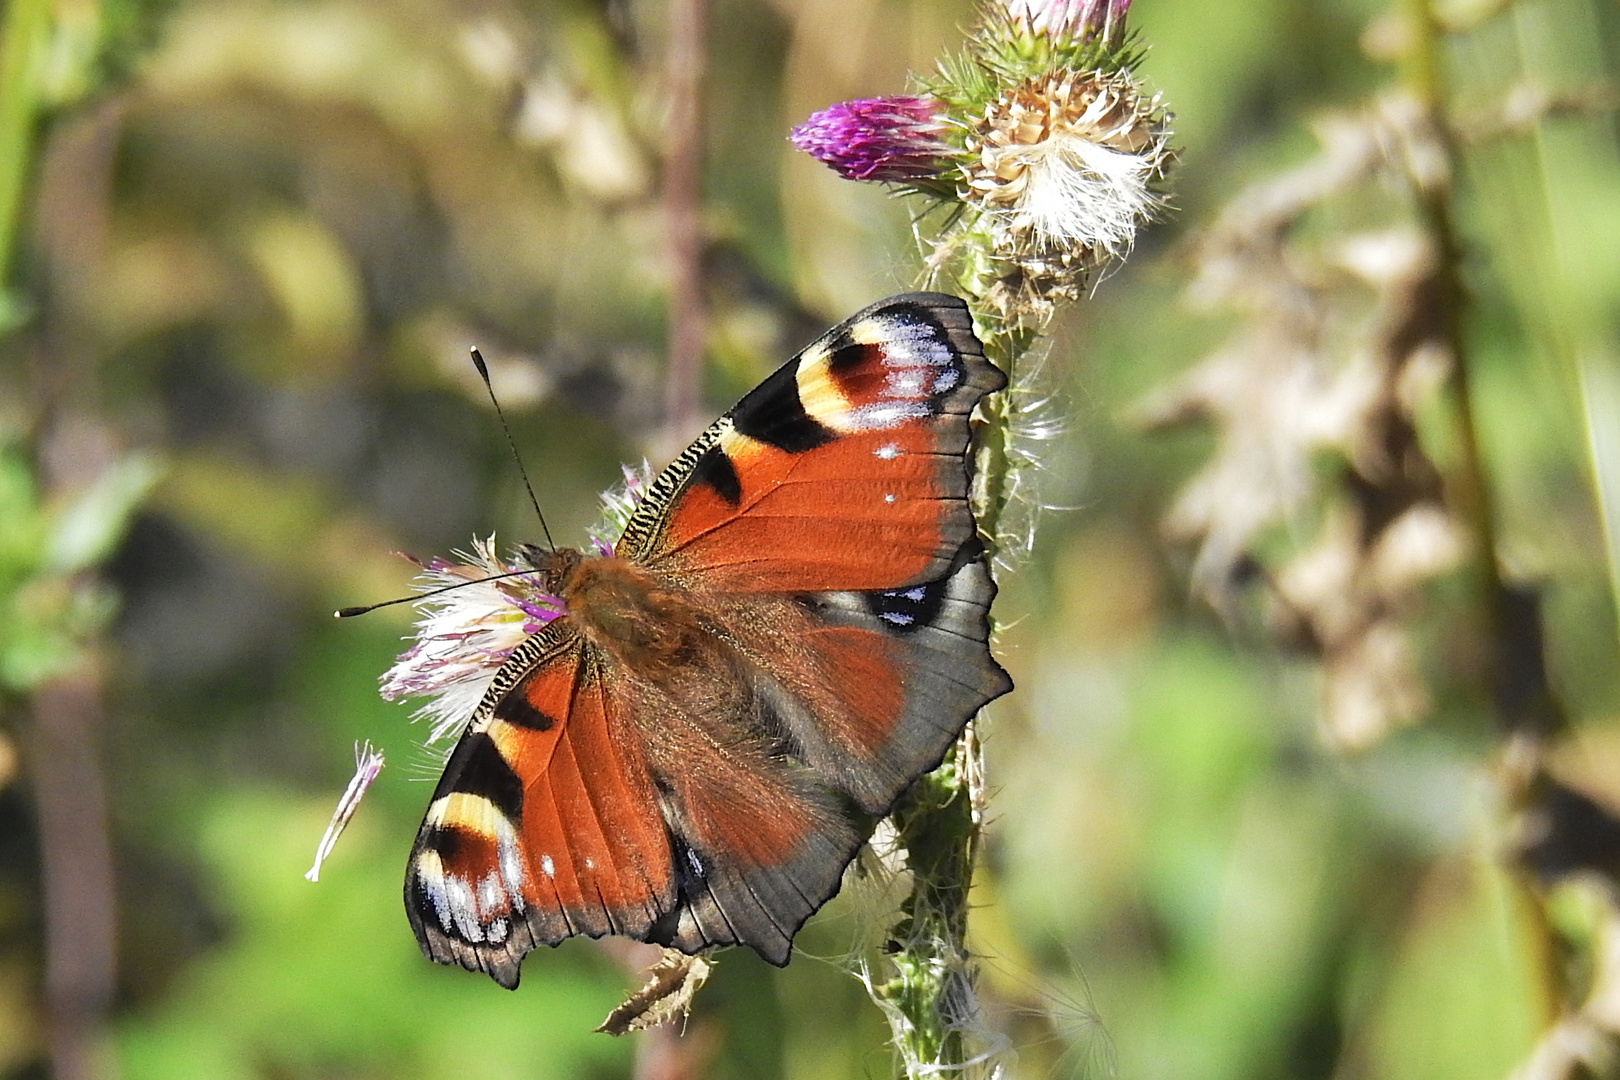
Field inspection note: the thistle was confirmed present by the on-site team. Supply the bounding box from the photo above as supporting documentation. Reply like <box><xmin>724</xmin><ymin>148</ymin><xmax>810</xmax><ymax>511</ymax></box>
<box><xmin>790</xmin><ymin>97</ymin><xmax>954</xmax><ymax>187</ymax></box>
<box><xmin>964</xmin><ymin>68</ymin><xmax>1169</xmax><ymax>262</ymax></box>
<box><xmin>374</xmin><ymin>456</ymin><xmax>652</xmax><ymax>748</ymax></box>
<box><xmin>789</xmin><ymin>1</ymin><xmax>1173</xmax><ymax>1075</ymax></box>
<box><xmin>310</xmin><ymin>462</ymin><xmax>646</xmax><ymax>881</ymax></box>
<box><xmin>792</xmin><ymin>0</ymin><xmax>1172</xmax><ymax>332</ymax></box>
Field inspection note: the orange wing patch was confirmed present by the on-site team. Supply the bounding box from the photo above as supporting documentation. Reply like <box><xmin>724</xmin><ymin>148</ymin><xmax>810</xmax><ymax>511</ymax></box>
<box><xmin>654</xmin><ymin>423</ymin><xmax>951</xmax><ymax>592</ymax></box>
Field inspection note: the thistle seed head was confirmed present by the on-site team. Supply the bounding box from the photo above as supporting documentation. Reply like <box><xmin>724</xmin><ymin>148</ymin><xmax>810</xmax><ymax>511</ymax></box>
<box><xmin>964</xmin><ymin>69</ymin><xmax>1172</xmax><ymax>262</ymax></box>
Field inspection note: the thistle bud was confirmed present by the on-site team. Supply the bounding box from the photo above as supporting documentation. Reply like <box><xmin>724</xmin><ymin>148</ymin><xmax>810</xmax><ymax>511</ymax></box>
<box><xmin>789</xmin><ymin>96</ymin><xmax>954</xmax><ymax>184</ymax></box>
<box><xmin>1002</xmin><ymin>0</ymin><xmax>1132</xmax><ymax>46</ymax></box>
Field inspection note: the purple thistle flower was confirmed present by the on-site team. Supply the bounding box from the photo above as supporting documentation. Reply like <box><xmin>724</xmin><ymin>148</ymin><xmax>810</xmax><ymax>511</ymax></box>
<box><xmin>589</xmin><ymin>461</ymin><xmax>655</xmax><ymax>556</ymax></box>
<box><xmin>1003</xmin><ymin>0</ymin><xmax>1131</xmax><ymax>43</ymax></box>
<box><xmin>790</xmin><ymin>96</ymin><xmax>954</xmax><ymax>183</ymax></box>
<box><xmin>378</xmin><ymin>536</ymin><xmax>566</xmax><ymax>745</ymax></box>
<box><xmin>380</xmin><ymin>468</ymin><xmax>651</xmax><ymax>750</ymax></box>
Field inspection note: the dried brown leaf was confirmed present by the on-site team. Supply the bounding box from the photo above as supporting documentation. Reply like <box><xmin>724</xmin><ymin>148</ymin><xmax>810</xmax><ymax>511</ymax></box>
<box><xmin>1143</xmin><ymin>96</ymin><xmax>1465</xmax><ymax>748</ymax></box>
<box><xmin>596</xmin><ymin>950</ymin><xmax>714</xmax><ymax>1036</ymax></box>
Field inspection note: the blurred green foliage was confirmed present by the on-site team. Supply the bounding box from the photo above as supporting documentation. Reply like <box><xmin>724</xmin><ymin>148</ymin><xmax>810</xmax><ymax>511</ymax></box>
<box><xmin>0</xmin><ymin>446</ymin><xmax>158</xmax><ymax>692</ymax></box>
<box><xmin>0</xmin><ymin>0</ymin><xmax>1617</xmax><ymax>1077</ymax></box>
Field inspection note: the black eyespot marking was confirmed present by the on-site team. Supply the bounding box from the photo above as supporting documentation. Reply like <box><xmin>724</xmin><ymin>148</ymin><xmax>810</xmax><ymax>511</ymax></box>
<box><xmin>731</xmin><ymin>363</ymin><xmax>835</xmax><ymax>452</ymax></box>
<box><xmin>422</xmin><ymin>825</ymin><xmax>465</xmax><ymax>860</ymax></box>
<box><xmin>863</xmin><ymin>579</ymin><xmax>946</xmax><ymax>635</ymax></box>
<box><xmin>493</xmin><ymin>685</ymin><xmax>558</xmax><ymax>731</ymax></box>
<box><xmin>826</xmin><ymin>340</ymin><xmax>884</xmax><ymax>374</ymax></box>
<box><xmin>435</xmin><ymin>732</ymin><xmax>524</xmax><ymax>820</ymax></box>
<box><xmin>692</xmin><ymin>444</ymin><xmax>743</xmax><ymax>506</ymax></box>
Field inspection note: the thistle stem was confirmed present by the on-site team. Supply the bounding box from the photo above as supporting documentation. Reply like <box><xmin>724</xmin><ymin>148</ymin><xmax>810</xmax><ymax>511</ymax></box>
<box><xmin>875</xmin><ymin>281</ymin><xmax>1033</xmax><ymax>1079</ymax></box>
<box><xmin>882</xmin><ymin>761</ymin><xmax>980</xmax><ymax>1070</ymax></box>
<box><xmin>1400</xmin><ymin>0</ymin><xmax>1567</xmax><ymax>1028</ymax></box>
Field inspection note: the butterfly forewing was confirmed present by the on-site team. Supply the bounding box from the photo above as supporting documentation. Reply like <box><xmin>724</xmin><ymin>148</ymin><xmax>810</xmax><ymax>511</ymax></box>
<box><xmin>405</xmin><ymin>622</ymin><xmax>675</xmax><ymax>988</ymax></box>
<box><xmin>617</xmin><ymin>293</ymin><xmax>1005</xmax><ymax>594</ymax></box>
<box><xmin>601</xmin><ymin>292</ymin><xmax>1011</xmax><ymax>953</ymax></box>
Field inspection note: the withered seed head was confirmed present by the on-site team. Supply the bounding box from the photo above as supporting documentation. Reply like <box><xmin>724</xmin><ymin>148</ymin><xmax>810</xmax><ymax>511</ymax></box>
<box><xmin>964</xmin><ymin>69</ymin><xmax>1172</xmax><ymax>262</ymax></box>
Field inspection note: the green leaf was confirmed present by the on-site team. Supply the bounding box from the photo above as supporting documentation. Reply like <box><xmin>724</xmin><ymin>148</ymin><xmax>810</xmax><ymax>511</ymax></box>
<box><xmin>0</xmin><ymin>624</ymin><xmax>80</xmax><ymax>692</ymax></box>
<box><xmin>46</xmin><ymin>452</ymin><xmax>163</xmax><ymax>574</ymax></box>
<box><xmin>0</xmin><ymin>449</ymin><xmax>43</xmax><ymax>574</ymax></box>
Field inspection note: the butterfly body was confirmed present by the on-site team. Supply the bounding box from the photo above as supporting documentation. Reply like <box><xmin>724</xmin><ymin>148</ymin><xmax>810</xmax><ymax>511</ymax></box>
<box><xmin>404</xmin><ymin>293</ymin><xmax>1011</xmax><ymax>988</ymax></box>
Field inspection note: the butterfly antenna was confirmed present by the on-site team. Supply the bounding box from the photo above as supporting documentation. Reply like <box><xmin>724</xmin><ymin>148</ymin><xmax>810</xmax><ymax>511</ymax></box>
<box><xmin>470</xmin><ymin>347</ymin><xmax>556</xmax><ymax>552</ymax></box>
<box><xmin>334</xmin><ymin>568</ymin><xmax>542</xmax><ymax>618</ymax></box>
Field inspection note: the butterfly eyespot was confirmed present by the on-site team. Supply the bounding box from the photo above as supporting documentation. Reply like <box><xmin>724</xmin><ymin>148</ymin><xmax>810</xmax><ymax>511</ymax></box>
<box><xmin>863</xmin><ymin>580</ymin><xmax>946</xmax><ymax>635</ymax></box>
<box><xmin>874</xmin><ymin>442</ymin><xmax>901</xmax><ymax>459</ymax></box>
<box><xmin>423</xmin><ymin>826</ymin><xmax>462</xmax><ymax>859</ymax></box>
<box><xmin>849</xmin><ymin>401</ymin><xmax>930</xmax><ymax>431</ymax></box>
<box><xmin>891</xmin><ymin>370</ymin><xmax>927</xmax><ymax>396</ymax></box>
<box><xmin>540</xmin><ymin>854</ymin><xmax>555</xmax><ymax>878</ymax></box>
<box><xmin>443</xmin><ymin>877</ymin><xmax>485</xmax><ymax>941</ymax></box>
<box><xmin>884</xmin><ymin>493</ymin><xmax>897</xmax><ymax>504</ymax></box>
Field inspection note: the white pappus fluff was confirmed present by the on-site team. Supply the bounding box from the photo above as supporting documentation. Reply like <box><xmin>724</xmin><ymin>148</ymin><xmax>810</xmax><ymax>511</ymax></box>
<box><xmin>987</xmin><ymin>129</ymin><xmax>1165</xmax><ymax>257</ymax></box>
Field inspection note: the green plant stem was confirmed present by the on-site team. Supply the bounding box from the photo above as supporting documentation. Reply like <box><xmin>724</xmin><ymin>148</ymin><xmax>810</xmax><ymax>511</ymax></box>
<box><xmin>975</xmin><ymin>324</ymin><xmax>1034</xmax><ymax>568</ymax></box>
<box><xmin>0</xmin><ymin>0</ymin><xmax>51</xmax><ymax>292</ymax></box>
<box><xmin>1400</xmin><ymin>0</ymin><xmax>1568</xmax><ymax>1028</ymax></box>
<box><xmin>880</xmin><ymin>758</ymin><xmax>979</xmax><ymax>1070</ymax></box>
<box><xmin>1401</xmin><ymin>0</ymin><xmax>1504</xmax><ymax>618</ymax></box>
<box><xmin>872</xmin><ymin>279</ymin><xmax>1031</xmax><ymax>1077</ymax></box>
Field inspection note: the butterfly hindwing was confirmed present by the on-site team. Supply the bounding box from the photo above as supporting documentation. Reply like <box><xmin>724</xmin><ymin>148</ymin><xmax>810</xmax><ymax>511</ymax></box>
<box><xmin>787</xmin><ymin>541</ymin><xmax>1011</xmax><ymax>812</ymax></box>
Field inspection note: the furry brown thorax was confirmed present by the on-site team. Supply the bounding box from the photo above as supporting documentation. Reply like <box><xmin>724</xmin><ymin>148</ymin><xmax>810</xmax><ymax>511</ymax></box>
<box><xmin>518</xmin><ymin>543</ymin><xmax>704</xmax><ymax>673</ymax></box>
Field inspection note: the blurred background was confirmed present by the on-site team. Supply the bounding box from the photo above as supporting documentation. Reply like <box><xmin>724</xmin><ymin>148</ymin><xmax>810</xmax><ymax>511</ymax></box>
<box><xmin>2</xmin><ymin>0</ymin><xmax>1619</xmax><ymax>1077</ymax></box>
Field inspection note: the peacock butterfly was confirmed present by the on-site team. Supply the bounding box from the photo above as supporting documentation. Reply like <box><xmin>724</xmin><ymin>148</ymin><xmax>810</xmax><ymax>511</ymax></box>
<box><xmin>400</xmin><ymin>292</ymin><xmax>1011</xmax><ymax>987</ymax></box>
